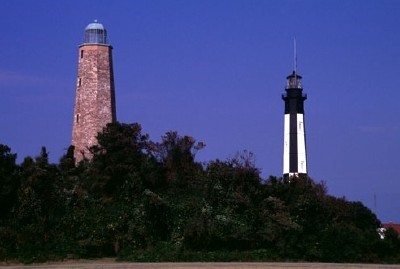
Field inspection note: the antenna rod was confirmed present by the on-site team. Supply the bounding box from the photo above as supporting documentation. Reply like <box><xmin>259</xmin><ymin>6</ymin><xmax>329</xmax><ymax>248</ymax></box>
<box><xmin>294</xmin><ymin>37</ymin><xmax>297</xmax><ymax>76</ymax></box>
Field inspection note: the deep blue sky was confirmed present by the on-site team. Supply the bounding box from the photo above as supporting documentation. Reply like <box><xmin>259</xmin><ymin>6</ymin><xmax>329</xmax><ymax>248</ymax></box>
<box><xmin>1</xmin><ymin>0</ymin><xmax>399</xmax><ymax>223</ymax></box>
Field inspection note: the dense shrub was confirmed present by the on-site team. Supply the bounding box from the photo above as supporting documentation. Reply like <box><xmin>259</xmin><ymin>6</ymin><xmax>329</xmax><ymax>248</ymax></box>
<box><xmin>0</xmin><ymin>122</ymin><xmax>399</xmax><ymax>263</ymax></box>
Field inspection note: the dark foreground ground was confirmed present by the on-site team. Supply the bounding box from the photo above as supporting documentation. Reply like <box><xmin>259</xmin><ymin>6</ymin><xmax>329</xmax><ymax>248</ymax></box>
<box><xmin>1</xmin><ymin>260</ymin><xmax>400</xmax><ymax>269</ymax></box>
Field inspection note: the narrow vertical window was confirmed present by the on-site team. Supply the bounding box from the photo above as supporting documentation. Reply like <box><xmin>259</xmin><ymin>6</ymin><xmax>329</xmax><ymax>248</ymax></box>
<box><xmin>80</xmin><ymin>50</ymin><xmax>84</xmax><ymax>58</ymax></box>
<box><xmin>78</xmin><ymin>78</ymin><xmax>81</xmax><ymax>86</ymax></box>
<box><xmin>76</xmin><ymin>114</ymin><xmax>80</xmax><ymax>123</ymax></box>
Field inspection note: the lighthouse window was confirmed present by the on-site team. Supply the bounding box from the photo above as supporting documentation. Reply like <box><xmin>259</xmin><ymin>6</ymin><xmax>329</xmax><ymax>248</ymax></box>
<box><xmin>78</xmin><ymin>78</ymin><xmax>81</xmax><ymax>86</ymax></box>
<box><xmin>80</xmin><ymin>50</ymin><xmax>84</xmax><ymax>58</ymax></box>
<box><xmin>76</xmin><ymin>114</ymin><xmax>80</xmax><ymax>123</ymax></box>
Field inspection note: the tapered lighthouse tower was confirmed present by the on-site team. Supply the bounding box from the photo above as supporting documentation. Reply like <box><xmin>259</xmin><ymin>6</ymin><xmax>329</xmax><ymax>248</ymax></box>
<box><xmin>282</xmin><ymin>70</ymin><xmax>307</xmax><ymax>178</ymax></box>
<box><xmin>72</xmin><ymin>20</ymin><xmax>116</xmax><ymax>162</ymax></box>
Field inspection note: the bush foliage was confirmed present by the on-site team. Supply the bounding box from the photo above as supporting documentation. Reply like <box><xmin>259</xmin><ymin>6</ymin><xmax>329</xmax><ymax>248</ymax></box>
<box><xmin>0</xmin><ymin>122</ymin><xmax>399</xmax><ymax>263</ymax></box>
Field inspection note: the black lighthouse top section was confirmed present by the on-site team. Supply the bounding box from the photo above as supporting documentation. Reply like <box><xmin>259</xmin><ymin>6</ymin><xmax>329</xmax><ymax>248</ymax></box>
<box><xmin>83</xmin><ymin>20</ymin><xmax>108</xmax><ymax>45</ymax></box>
<box><xmin>282</xmin><ymin>71</ymin><xmax>307</xmax><ymax>114</ymax></box>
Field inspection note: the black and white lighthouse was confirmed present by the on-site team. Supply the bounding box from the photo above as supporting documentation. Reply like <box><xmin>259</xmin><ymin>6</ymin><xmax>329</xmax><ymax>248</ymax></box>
<box><xmin>282</xmin><ymin>70</ymin><xmax>308</xmax><ymax>178</ymax></box>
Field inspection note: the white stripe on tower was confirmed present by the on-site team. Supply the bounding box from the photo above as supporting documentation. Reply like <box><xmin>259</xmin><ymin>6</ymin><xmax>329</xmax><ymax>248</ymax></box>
<box><xmin>283</xmin><ymin>114</ymin><xmax>290</xmax><ymax>174</ymax></box>
<box><xmin>296</xmin><ymin>114</ymin><xmax>307</xmax><ymax>174</ymax></box>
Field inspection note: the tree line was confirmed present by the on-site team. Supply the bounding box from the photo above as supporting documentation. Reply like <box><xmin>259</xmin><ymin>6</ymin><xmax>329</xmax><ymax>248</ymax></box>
<box><xmin>0</xmin><ymin>122</ymin><xmax>399</xmax><ymax>263</ymax></box>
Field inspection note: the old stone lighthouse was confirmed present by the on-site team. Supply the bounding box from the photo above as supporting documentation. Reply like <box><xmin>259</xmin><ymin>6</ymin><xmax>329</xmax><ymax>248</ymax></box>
<box><xmin>71</xmin><ymin>20</ymin><xmax>116</xmax><ymax>162</ymax></box>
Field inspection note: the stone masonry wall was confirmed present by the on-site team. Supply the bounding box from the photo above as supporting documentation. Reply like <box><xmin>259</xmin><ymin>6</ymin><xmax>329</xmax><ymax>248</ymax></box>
<box><xmin>71</xmin><ymin>44</ymin><xmax>116</xmax><ymax>162</ymax></box>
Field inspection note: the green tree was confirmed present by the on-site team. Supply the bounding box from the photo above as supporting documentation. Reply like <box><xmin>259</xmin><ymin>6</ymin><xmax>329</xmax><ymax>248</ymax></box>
<box><xmin>0</xmin><ymin>144</ymin><xmax>20</xmax><ymax>259</ymax></box>
<box><xmin>0</xmin><ymin>144</ymin><xmax>19</xmax><ymax>219</ymax></box>
<box><xmin>184</xmin><ymin>152</ymin><xmax>263</xmax><ymax>251</ymax></box>
<box><xmin>317</xmin><ymin>197</ymin><xmax>381</xmax><ymax>262</ymax></box>
<box><xmin>11</xmin><ymin>147</ymin><xmax>65</xmax><ymax>262</ymax></box>
<box><xmin>151</xmin><ymin>131</ymin><xmax>204</xmax><ymax>185</ymax></box>
<box><xmin>84</xmin><ymin>122</ymin><xmax>150</xmax><ymax>200</ymax></box>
